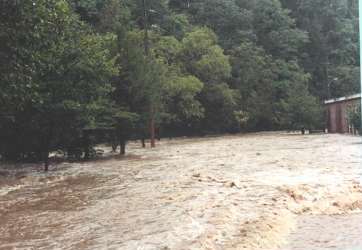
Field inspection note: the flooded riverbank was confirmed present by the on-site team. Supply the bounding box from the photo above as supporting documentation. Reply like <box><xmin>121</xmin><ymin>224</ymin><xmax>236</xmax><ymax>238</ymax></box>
<box><xmin>0</xmin><ymin>132</ymin><xmax>361</xmax><ymax>249</ymax></box>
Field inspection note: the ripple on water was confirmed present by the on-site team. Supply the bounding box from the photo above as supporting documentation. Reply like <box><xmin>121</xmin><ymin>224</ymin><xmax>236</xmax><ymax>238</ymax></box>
<box><xmin>279</xmin><ymin>213</ymin><xmax>362</xmax><ymax>250</ymax></box>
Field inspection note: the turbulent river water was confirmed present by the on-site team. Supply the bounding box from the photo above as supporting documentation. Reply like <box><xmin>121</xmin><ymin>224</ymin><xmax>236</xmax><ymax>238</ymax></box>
<box><xmin>0</xmin><ymin>132</ymin><xmax>361</xmax><ymax>250</ymax></box>
<box><xmin>279</xmin><ymin>213</ymin><xmax>362</xmax><ymax>250</ymax></box>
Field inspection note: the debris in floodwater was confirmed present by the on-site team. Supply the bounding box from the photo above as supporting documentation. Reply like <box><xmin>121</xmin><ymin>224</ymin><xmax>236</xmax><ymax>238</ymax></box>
<box><xmin>0</xmin><ymin>133</ymin><xmax>361</xmax><ymax>250</ymax></box>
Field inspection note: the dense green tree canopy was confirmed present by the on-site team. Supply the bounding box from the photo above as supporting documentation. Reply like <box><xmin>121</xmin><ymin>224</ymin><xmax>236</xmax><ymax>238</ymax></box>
<box><xmin>1</xmin><ymin>0</ymin><xmax>360</xmax><ymax>163</ymax></box>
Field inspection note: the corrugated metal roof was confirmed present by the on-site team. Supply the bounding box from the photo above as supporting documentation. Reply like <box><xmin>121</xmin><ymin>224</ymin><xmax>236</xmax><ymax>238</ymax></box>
<box><xmin>324</xmin><ymin>93</ymin><xmax>361</xmax><ymax>104</ymax></box>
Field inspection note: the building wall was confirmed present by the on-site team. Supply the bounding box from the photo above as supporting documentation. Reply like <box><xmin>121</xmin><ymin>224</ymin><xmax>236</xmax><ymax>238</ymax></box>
<box><xmin>326</xmin><ymin>98</ymin><xmax>360</xmax><ymax>134</ymax></box>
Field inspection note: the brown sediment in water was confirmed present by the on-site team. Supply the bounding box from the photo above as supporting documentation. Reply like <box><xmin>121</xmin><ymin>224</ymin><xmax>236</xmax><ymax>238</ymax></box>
<box><xmin>279</xmin><ymin>213</ymin><xmax>362</xmax><ymax>250</ymax></box>
<box><xmin>0</xmin><ymin>132</ymin><xmax>361</xmax><ymax>250</ymax></box>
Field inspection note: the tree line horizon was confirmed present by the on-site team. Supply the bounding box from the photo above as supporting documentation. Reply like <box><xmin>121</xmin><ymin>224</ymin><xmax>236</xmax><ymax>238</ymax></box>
<box><xmin>0</xmin><ymin>0</ymin><xmax>361</xmax><ymax>167</ymax></box>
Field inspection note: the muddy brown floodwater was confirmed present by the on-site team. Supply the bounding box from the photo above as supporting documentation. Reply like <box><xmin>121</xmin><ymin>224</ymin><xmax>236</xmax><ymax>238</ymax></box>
<box><xmin>279</xmin><ymin>213</ymin><xmax>362</xmax><ymax>250</ymax></box>
<box><xmin>0</xmin><ymin>132</ymin><xmax>361</xmax><ymax>250</ymax></box>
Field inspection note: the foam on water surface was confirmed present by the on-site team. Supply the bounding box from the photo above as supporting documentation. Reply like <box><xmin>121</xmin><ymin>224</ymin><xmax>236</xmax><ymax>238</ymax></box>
<box><xmin>0</xmin><ymin>133</ymin><xmax>361</xmax><ymax>250</ymax></box>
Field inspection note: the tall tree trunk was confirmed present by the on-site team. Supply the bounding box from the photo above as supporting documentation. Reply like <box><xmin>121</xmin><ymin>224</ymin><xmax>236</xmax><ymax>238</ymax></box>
<box><xmin>143</xmin><ymin>0</ymin><xmax>149</xmax><ymax>55</ymax></box>
<box><xmin>150</xmin><ymin>107</ymin><xmax>156</xmax><ymax>148</ymax></box>
<box><xmin>120</xmin><ymin>139</ymin><xmax>126</xmax><ymax>155</ymax></box>
<box><xmin>44</xmin><ymin>151</ymin><xmax>49</xmax><ymax>172</ymax></box>
<box><xmin>143</xmin><ymin>0</ymin><xmax>155</xmax><ymax>148</ymax></box>
<box><xmin>112</xmin><ymin>142</ymin><xmax>118</xmax><ymax>152</ymax></box>
<box><xmin>150</xmin><ymin>117</ymin><xmax>155</xmax><ymax>148</ymax></box>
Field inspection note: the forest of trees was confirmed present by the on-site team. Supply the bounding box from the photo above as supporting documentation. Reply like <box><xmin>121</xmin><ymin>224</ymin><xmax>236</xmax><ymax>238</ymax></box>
<box><xmin>0</xmin><ymin>0</ymin><xmax>360</xmax><ymax>165</ymax></box>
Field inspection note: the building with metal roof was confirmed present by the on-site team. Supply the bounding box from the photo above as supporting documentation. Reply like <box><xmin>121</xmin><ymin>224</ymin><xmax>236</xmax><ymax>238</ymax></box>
<box><xmin>324</xmin><ymin>93</ymin><xmax>361</xmax><ymax>134</ymax></box>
